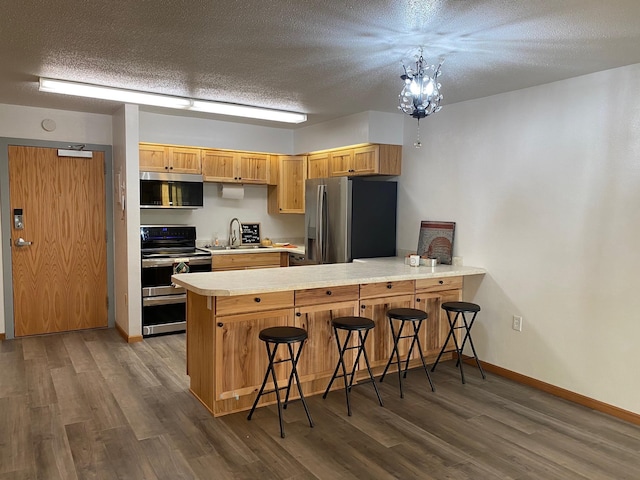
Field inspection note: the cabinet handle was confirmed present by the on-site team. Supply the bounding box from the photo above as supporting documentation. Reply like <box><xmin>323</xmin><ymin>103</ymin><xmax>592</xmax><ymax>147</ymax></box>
<box><xmin>164</xmin><ymin>166</ymin><xmax>169</xmax><ymax>169</ymax></box>
<box><xmin>387</xmin><ymin>284</ymin><xmax>393</xmax><ymax>289</ymax></box>
<box><xmin>326</xmin><ymin>290</ymin><xmax>332</xmax><ymax>296</ymax></box>
<box><xmin>169</xmin><ymin>166</ymin><xmax>173</xmax><ymax>170</ymax></box>
<box><xmin>361</xmin><ymin>304</ymin><xmax>366</xmax><ymax>310</ymax></box>
<box><xmin>217</xmin><ymin>322</ymin><xmax>223</xmax><ymax>327</ymax></box>
<box><xmin>254</xmin><ymin>297</ymin><xmax>261</xmax><ymax>303</ymax></box>
<box><xmin>296</xmin><ymin>312</ymin><xmax>301</xmax><ymax>317</ymax></box>
<box><xmin>416</xmin><ymin>298</ymin><xmax>421</xmax><ymax>303</ymax></box>
<box><xmin>439</xmin><ymin>280</ymin><xmax>444</xmax><ymax>285</ymax></box>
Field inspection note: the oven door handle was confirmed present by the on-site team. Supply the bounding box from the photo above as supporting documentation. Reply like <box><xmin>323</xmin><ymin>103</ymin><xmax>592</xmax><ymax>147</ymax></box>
<box><xmin>142</xmin><ymin>294</ymin><xmax>187</xmax><ymax>307</ymax></box>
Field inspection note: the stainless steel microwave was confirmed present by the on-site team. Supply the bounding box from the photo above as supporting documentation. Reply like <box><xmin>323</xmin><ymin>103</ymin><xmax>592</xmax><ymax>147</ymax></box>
<box><xmin>140</xmin><ymin>172</ymin><xmax>204</xmax><ymax>209</ymax></box>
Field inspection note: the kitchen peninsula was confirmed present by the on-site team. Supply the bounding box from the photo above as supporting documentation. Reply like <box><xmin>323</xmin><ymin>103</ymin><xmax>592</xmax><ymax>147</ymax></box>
<box><xmin>172</xmin><ymin>257</ymin><xmax>486</xmax><ymax>416</ymax></box>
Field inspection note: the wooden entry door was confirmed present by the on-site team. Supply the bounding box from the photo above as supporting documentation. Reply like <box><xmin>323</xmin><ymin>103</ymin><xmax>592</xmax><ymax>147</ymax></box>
<box><xmin>8</xmin><ymin>146</ymin><xmax>108</xmax><ymax>336</ymax></box>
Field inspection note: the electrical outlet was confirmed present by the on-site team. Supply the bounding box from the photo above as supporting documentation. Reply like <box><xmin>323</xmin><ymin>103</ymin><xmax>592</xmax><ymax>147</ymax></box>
<box><xmin>512</xmin><ymin>315</ymin><xmax>523</xmax><ymax>332</ymax></box>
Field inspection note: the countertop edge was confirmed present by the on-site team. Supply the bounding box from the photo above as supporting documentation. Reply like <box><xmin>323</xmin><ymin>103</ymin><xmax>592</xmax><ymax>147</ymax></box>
<box><xmin>172</xmin><ymin>260</ymin><xmax>486</xmax><ymax>297</ymax></box>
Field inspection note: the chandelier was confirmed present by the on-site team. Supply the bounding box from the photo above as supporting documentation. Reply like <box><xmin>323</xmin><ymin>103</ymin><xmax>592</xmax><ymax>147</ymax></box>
<box><xmin>398</xmin><ymin>48</ymin><xmax>443</xmax><ymax>147</ymax></box>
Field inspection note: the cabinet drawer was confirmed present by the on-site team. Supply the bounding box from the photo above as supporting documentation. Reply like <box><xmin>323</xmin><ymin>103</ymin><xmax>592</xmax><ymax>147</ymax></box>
<box><xmin>216</xmin><ymin>291</ymin><xmax>294</xmax><ymax>316</ymax></box>
<box><xmin>359</xmin><ymin>280</ymin><xmax>414</xmax><ymax>299</ymax></box>
<box><xmin>212</xmin><ymin>252</ymin><xmax>282</xmax><ymax>270</ymax></box>
<box><xmin>415</xmin><ymin>276</ymin><xmax>463</xmax><ymax>292</ymax></box>
<box><xmin>295</xmin><ymin>284</ymin><xmax>359</xmax><ymax>306</ymax></box>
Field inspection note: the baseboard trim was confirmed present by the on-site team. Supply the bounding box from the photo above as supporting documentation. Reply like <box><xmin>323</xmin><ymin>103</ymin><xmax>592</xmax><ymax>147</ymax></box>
<box><xmin>462</xmin><ymin>356</ymin><xmax>640</xmax><ymax>426</ymax></box>
<box><xmin>0</xmin><ymin>333</ymin><xmax>5</xmax><ymax>341</ymax></box>
<box><xmin>115</xmin><ymin>323</ymin><xmax>143</xmax><ymax>343</ymax></box>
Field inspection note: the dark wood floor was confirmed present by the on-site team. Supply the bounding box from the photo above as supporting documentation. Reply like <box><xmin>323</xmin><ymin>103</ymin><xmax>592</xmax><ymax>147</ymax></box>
<box><xmin>1</xmin><ymin>328</ymin><xmax>639</xmax><ymax>479</ymax></box>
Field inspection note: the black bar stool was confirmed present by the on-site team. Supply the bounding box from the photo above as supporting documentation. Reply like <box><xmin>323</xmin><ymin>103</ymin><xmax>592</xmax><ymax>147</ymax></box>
<box><xmin>322</xmin><ymin>316</ymin><xmax>383</xmax><ymax>416</ymax></box>
<box><xmin>431</xmin><ymin>301</ymin><xmax>486</xmax><ymax>383</ymax></box>
<box><xmin>380</xmin><ymin>308</ymin><xmax>435</xmax><ymax>398</ymax></box>
<box><xmin>247</xmin><ymin>326</ymin><xmax>314</xmax><ymax>438</ymax></box>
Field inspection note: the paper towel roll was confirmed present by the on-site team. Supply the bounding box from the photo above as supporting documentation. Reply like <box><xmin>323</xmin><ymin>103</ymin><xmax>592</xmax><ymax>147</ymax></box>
<box><xmin>220</xmin><ymin>184</ymin><xmax>244</xmax><ymax>199</ymax></box>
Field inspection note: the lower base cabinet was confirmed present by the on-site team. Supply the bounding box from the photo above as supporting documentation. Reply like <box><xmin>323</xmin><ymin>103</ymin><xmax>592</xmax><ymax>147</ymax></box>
<box><xmin>186</xmin><ymin>276</ymin><xmax>465</xmax><ymax>417</ymax></box>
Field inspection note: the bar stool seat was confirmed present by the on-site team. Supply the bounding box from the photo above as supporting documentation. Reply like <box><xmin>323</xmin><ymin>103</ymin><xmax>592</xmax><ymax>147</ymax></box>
<box><xmin>431</xmin><ymin>301</ymin><xmax>486</xmax><ymax>383</ymax></box>
<box><xmin>380</xmin><ymin>308</ymin><xmax>435</xmax><ymax>398</ymax></box>
<box><xmin>322</xmin><ymin>316</ymin><xmax>383</xmax><ymax>416</ymax></box>
<box><xmin>247</xmin><ymin>326</ymin><xmax>314</xmax><ymax>438</ymax></box>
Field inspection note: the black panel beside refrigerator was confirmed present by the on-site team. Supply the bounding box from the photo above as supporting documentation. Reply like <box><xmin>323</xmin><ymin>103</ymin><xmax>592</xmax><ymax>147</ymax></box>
<box><xmin>305</xmin><ymin>177</ymin><xmax>397</xmax><ymax>264</ymax></box>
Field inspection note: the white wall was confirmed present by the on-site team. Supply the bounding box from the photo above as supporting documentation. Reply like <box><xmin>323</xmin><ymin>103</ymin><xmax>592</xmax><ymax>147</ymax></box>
<box><xmin>294</xmin><ymin>111</ymin><xmax>404</xmax><ymax>153</ymax></box>
<box><xmin>139</xmin><ymin>111</ymin><xmax>294</xmax><ymax>153</ymax></box>
<box><xmin>0</xmin><ymin>104</ymin><xmax>113</xmax><ymax>144</ymax></box>
<box><xmin>398</xmin><ymin>63</ymin><xmax>640</xmax><ymax>415</ymax></box>
<box><xmin>112</xmin><ymin>105</ymin><xmax>142</xmax><ymax>338</ymax></box>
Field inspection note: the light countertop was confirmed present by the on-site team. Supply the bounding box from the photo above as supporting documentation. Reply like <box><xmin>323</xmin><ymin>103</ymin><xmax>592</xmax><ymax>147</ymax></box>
<box><xmin>172</xmin><ymin>257</ymin><xmax>486</xmax><ymax>297</ymax></box>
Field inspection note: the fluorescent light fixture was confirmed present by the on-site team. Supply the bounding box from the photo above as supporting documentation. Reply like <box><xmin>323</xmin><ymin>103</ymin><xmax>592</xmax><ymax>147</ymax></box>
<box><xmin>39</xmin><ymin>77</ymin><xmax>307</xmax><ymax>124</ymax></box>
<box><xmin>39</xmin><ymin>78</ymin><xmax>192</xmax><ymax>109</ymax></box>
<box><xmin>190</xmin><ymin>100</ymin><xmax>307</xmax><ymax>123</ymax></box>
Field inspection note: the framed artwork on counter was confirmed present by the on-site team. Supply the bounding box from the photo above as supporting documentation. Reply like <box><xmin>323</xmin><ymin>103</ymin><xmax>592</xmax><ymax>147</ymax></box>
<box><xmin>417</xmin><ymin>221</ymin><xmax>456</xmax><ymax>265</ymax></box>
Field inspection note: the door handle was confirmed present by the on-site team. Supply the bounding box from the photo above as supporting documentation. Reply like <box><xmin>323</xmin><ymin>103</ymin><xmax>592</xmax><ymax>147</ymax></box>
<box><xmin>14</xmin><ymin>237</ymin><xmax>33</xmax><ymax>247</ymax></box>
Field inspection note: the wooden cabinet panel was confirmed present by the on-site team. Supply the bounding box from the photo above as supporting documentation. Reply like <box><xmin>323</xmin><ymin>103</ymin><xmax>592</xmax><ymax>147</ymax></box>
<box><xmin>359</xmin><ymin>280</ymin><xmax>414</xmax><ymax>299</ymax></box>
<box><xmin>294</xmin><ymin>300</ymin><xmax>359</xmax><ymax>394</ymax></box>
<box><xmin>215</xmin><ymin>290</ymin><xmax>294</xmax><ymax>316</ymax></box>
<box><xmin>214</xmin><ymin>308</ymin><xmax>294</xmax><ymax>401</ymax></box>
<box><xmin>295</xmin><ymin>284</ymin><xmax>359</xmax><ymax>306</ymax></box>
<box><xmin>327</xmin><ymin>144</ymin><xmax>401</xmax><ymax>177</ymax></box>
<box><xmin>415</xmin><ymin>276</ymin><xmax>463</xmax><ymax>292</ymax></box>
<box><xmin>238</xmin><ymin>153</ymin><xmax>269</xmax><ymax>184</ymax></box>
<box><xmin>212</xmin><ymin>252</ymin><xmax>282</xmax><ymax>271</ymax></box>
<box><xmin>329</xmin><ymin>149</ymin><xmax>354</xmax><ymax>176</ymax></box>
<box><xmin>139</xmin><ymin>143</ymin><xmax>202</xmax><ymax>173</ymax></box>
<box><xmin>268</xmin><ymin>155</ymin><xmax>306</xmax><ymax>214</ymax></box>
<box><xmin>202</xmin><ymin>149</ymin><xmax>269</xmax><ymax>184</ymax></box>
<box><xmin>202</xmin><ymin>150</ymin><xmax>237</xmax><ymax>182</ymax></box>
<box><xmin>359</xmin><ymin>294</ymin><xmax>415</xmax><ymax>369</ymax></box>
<box><xmin>414</xmin><ymin>288</ymin><xmax>462</xmax><ymax>357</ymax></box>
<box><xmin>139</xmin><ymin>144</ymin><xmax>169</xmax><ymax>172</ymax></box>
<box><xmin>352</xmin><ymin>145</ymin><xmax>378</xmax><ymax>175</ymax></box>
<box><xmin>307</xmin><ymin>152</ymin><xmax>329</xmax><ymax>179</ymax></box>
<box><xmin>168</xmin><ymin>147</ymin><xmax>202</xmax><ymax>174</ymax></box>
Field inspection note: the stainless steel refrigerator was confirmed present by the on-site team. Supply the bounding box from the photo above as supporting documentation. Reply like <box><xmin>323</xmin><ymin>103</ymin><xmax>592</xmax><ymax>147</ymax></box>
<box><xmin>305</xmin><ymin>177</ymin><xmax>397</xmax><ymax>264</ymax></box>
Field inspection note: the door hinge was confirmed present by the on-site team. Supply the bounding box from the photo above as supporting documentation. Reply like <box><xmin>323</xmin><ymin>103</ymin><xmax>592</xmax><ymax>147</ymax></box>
<box><xmin>106</xmin><ymin>296</ymin><xmax>109</xmax><ymax>308</ymax></box>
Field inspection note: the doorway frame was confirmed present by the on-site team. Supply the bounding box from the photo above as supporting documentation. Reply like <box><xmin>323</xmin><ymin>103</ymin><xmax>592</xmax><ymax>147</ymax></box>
<box><xmin>0</xmin><ymin>138</ymin><xmax>115</xmax><ymax>339</ymax></box>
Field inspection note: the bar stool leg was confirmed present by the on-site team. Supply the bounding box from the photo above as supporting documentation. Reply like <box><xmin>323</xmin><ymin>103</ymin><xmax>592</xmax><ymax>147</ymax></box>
<box><xmin>357</xmin><ymin>330</ymin><xmax>384</xmax><ymax>407</ymax></box>
<box><xmin>288</xmin><ymin>342</ymin><xmax>314</xmax><ymax>428</ymax></box>
<box><xmin>407</xmin><ymin>320</ymin><xmax>435</xmax><ymax>392</ymax></box>
<box><xmin>446</xmin><ymin>312</ymin><xmax>467</xmax><ymax>384</ymax></box>
<box><xmin>248</xmin><ymin>341</ymin><xmax>279</xmax><ymax>421</ymax></box>
<box><xmin>431</xmin><ymin>314</ymin><xmax>455</xmax><ymax>373</ymax></box>
<box><xmin>331</xmin><ymin>328</ymin><xmax>354</xmax><ymax>415</ymax></box>
<box><xmin>458</xmin><ymin>312</ymin><xmax>486</xmax><ymax>379</ymax></box>
<box><xmin>380</xmin><ymin>319</ymin><xmax>407</xmax><ymax>398</ymax></box>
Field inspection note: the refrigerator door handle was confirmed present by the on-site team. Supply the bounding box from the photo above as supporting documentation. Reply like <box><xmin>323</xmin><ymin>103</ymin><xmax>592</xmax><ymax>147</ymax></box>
<box><xmin>316</xmin><ymin>184</ymin><xmax>326</xmax><ymax>263</ymax></box>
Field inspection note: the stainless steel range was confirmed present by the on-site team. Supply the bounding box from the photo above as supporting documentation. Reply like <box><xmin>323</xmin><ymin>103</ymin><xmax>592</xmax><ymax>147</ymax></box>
<box><xmin>140</xmin><ymin>225</ymin><xmax>212</xmax><ymax>336</ymax></box>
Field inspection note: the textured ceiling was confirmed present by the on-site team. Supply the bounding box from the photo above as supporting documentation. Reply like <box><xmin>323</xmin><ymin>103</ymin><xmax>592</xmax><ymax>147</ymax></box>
<box><xmin>2</xmin><ymin>0</ymin><xmax>640</xmax><ymax>127</ymax></box>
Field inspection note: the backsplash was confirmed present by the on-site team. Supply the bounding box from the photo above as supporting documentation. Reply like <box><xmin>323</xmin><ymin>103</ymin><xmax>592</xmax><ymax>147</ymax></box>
<box><xmin>139</xmin><ymin>182</ymin><xmax>304</xmax><ymax>245</ymax></box>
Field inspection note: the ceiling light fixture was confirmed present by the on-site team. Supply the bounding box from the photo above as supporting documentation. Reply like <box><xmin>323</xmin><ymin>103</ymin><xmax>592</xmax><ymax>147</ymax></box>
<box><xmin>38</xmin><ymin>78</ymin><xmax>307</xmax><ymax>124</ymax></box>
<box><xmin>398</xmin><ymin>48</ymin><xmax>443</xmax><ymax>147</ymax></box>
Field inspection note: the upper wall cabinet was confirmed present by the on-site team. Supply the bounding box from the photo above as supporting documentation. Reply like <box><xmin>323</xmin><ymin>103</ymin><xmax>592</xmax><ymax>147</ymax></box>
<box><xmin>307</xmin><ymin>152</ymin><xmax>330</xmax><ymax>179</ymax></box>
<box><xmin>268</xmin><ymin>155</ymin><xmax>306</xmax><ymax>214</ymax></box>
<box><xmin>139</xmin><ymin>143</ymin><xmax>202</xmax><ymax>174</ymax></box>
<box><xmin>201</xmin><ymin>149</ymin><xmax>269</xmax><ymax>184</ymax></box>
<box><xmin>329</xmin><ymin>144</ymin><xmax>402</xmax><ymax>177</ymax></box>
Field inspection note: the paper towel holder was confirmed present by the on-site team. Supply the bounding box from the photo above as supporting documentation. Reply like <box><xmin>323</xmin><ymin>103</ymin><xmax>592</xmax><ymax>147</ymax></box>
<box><xmin>220</xmin><ymin>184</ymin><xmax>245</xmax><ymax>199</ymax></box>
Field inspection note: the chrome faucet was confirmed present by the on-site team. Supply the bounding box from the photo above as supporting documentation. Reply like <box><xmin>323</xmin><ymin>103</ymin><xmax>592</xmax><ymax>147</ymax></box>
<box><xmin>229</xmin><ymin>217</ymin><xmax>241</xmax><ymax>248</ymax></box>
